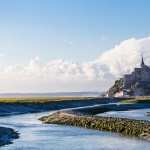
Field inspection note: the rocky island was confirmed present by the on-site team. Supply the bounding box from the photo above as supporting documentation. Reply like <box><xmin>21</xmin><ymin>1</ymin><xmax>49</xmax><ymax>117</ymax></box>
<box><xmin>107</xmin><ymin>56</ymin><xmax>150</xmax><ymax>97</ymax></box>
<box><xmin>39</xmin><ymin>57</ymin><xmax>150</xmax><ymax>142</ymax></box>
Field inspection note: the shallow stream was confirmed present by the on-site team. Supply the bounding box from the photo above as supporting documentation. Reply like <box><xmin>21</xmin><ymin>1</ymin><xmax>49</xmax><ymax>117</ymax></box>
<box><xmin>0</xmin><ymin>111</ymin><xmax>150</xmax><ymax>150</ymax></box>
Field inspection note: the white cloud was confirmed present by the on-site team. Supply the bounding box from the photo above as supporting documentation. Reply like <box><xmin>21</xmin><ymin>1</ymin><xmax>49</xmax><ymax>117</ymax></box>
<box><xmin>98</xmin><ymin>37</ymin><xmax>150</xmax><ymax>76</ymax></box>
<box><xmin>0</xmin><ymin>37</ymin><xmax>150</xmax><ymax>92</ymax></box>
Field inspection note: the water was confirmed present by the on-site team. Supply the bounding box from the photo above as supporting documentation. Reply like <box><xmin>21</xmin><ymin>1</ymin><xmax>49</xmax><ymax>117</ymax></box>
<box><xmin>0</xmin><ymin>111</ymin><xmax>149</xmax><ymax>150</ymax></box>
<box><xmin>97</xmin><ymin>108</ymin><xmax>150</xmax><ymax>121</ymax></box>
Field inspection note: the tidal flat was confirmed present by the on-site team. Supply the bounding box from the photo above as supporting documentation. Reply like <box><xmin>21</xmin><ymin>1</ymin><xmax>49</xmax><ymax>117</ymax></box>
<box><xmin>0</xmin><ymin>96</ymin><xmax>150</xmax><ymax>149</ymax></box>
<box><xmin>39</xmin><ymin>97</ymin><xmax>150</xmax><ymax>141</ymax></box>
<box><xmin>39</xmin><ymin>111</ymin><xmax>150</xmax><ymax>141</ymax></box>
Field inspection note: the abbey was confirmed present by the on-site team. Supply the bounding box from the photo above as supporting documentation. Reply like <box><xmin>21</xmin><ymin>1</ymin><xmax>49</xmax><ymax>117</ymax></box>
<box><xmin>107</xmin><ymin>57</ymin><xmax>150</xmax><ymax>97</ymax></box>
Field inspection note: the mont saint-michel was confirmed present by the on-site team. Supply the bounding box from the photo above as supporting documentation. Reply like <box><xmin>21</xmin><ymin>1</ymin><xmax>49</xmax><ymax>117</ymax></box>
<box><xmin>108</xmin><ymin>57</ymin><xmax>150</xmax><ymax>97</ymax></box>
<box><xmin>1</xmin><ymin>1</ymin><xmax>150</xmax><ymax>150</ymax></box>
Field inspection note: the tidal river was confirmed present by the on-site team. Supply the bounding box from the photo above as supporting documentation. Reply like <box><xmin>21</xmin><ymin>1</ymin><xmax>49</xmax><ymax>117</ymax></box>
<box><xmin>0</xmin><ymin>111</ymin><xmax>150</xmax><ymax>150</ymax></box>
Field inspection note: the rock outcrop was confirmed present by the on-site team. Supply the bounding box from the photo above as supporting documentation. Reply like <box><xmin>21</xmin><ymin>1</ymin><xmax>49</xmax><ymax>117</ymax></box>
<box><xmin>107</xmin><ymin>78</ymin><xmax>124</xmax><ymax>97</ymax></box>
<box><xmin>107</xmin><ymin>56</ymin><xmax>150</xmax><ymax>97</ymax></box>
<box><xmin>40</xmin><ymin>111</ymin><xmax>150</xmax><ymax>141</ymax></box>
<box><xmin>108</xmin><ymin>79</ymin><xmax>150</xmax><ymax>97</ymax></box>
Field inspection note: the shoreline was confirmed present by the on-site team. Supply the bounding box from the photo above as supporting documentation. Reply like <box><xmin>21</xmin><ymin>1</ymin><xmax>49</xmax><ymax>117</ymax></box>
<box><xmin>0</xmin><ymin>96</ymin><xmax>149</xmax><ymax>147</ymax></box>
<box><xmin>0</xmin><ymin>127</ymin><xmax>19</xmax><ymax>146</ymax></box>
<box><xmin>0</xmin><ymin>97</ymin><xmax>118</xmax><ymax>116</ymax></box>
<box><xmin>39</xmin><ymin>107</ymin><xmax>150</xmax><ymax>141</ymax></box>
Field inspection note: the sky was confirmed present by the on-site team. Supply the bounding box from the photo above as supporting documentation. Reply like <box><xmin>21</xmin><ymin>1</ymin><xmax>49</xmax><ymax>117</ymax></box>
<box><xmin>0</xmin><ymin>0</ymin><xmax>150</xmax><ymax>92</ymax></box>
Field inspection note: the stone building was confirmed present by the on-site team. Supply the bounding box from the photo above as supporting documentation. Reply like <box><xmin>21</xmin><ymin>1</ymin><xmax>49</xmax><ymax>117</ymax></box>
<box><xmin>107</xmin><ymin>56</ymin><xmax>150</xmax><ymax>97</ymax></box>
<box><xmin>124</xmin><ymin>57</ymin><xmax>150</xmax><ymax>88</ymax></box>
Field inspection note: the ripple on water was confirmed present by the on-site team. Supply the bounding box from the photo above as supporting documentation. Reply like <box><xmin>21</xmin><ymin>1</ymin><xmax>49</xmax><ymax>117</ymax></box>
<box><xmin>97</xmin><ymin>108</ymin><xmax>150</xmax><ymax>121</ymax></box>
<box><xmin>0</xmin><ymin>111</ymin><xmax>150</xmax><ymax>150</ymax></box>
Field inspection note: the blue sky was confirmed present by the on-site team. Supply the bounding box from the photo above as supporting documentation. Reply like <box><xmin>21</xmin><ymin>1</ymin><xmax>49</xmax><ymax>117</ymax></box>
<box><xmin>0</xmin><ymin>0</ymin><xmax>150</xmax><ymax>64</ymax></box>
<box><xmin>1</xmin><ymin>0</ymin><xmax>150</xmax><ymax>92</ymax></box>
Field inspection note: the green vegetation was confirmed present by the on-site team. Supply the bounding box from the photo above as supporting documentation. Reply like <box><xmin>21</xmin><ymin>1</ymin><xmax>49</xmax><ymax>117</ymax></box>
<box><xmin>0</xmin><ymin>96</ymin><xmax>97</xmax><ymax>104</ymax></box>
<box><xmin>40</xmin><ymin>112</ymin><xmax>150</xmax><ymax>141</ymax></box>
<box><xmin>121</xmin><ymin>97</ymin><xmax>150</xmax><ymax>104</ymax></box>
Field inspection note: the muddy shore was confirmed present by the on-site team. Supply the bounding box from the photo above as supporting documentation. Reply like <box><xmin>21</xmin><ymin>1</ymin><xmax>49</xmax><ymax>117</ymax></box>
<box><xmin>0</xmin><ymin>127</ymin><xmax>19</xmax><ymax>146</ymax></box>
<box><xmin>0</xmin><ymin>97</ymin><xmax>118</xmax><ymax>116</ymax></box>
<box><xmin>40</xmin><ymin>111</ymin><xmax>150</xmax><ymax>141</ymax></box>
<box><xmin>40</xmin><ymin>103</ymin><xmax>150</xmax><ymax>141</ymax></box>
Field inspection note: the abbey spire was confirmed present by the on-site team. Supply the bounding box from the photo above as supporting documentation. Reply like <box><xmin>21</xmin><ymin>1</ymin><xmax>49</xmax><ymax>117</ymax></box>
<box><xmin>141</xmin><ymin>55</ymin><xmax>145</xmax><ymax>67</ymax></box>
<box><xmin>108</xmin><ymin>54</ymin><xmax>150</xmax><ymax>97</ymax></box>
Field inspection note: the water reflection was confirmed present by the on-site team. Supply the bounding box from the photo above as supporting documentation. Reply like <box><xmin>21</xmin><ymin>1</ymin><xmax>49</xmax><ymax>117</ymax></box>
<box><xmin>97</xmin><ymin>108</ymin><xmax>150</xmax><ymax>121</ymax></box>
<box><xmin>0</xmin><ymin>111</ymin><xmax>149</xmax><ymax>150</ymax></box>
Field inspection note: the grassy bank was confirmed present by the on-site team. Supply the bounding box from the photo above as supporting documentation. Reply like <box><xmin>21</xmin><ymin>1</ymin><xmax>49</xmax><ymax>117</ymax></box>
<box><xmin>0</xmin><ymin>97</ymin><xmax>119</xmax><ymax>116</ymax></box>
<box><xmin>40</xmin><ymin>112</ymin><xmax>150</xmax><ymax>141</ymax></box>
<box><xmin>121</xmin><ymin>96</ymin><xmax>150</xmax><ymax>104</ymax></box>
<box><xmin>0</xmin><ymin>96</ymin><xmax>149</xmax><ymax>104</ymax></box>
<box><xmin>0</xmin><ymin>96</ymin><xmax>97</xmax><ymax>104</ymax></box>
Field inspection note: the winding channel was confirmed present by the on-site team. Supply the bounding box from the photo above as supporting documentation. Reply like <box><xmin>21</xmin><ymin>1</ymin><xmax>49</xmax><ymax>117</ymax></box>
<box><xmin>0</xmin><ymin>109</ymin><xmax>150</xmax><ymax>150</ymax></box>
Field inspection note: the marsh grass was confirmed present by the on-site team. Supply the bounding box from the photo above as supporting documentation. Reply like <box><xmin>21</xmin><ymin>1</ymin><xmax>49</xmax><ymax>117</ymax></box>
<box><xmin>121</xmin><ymin>96</ymin><xmax>150</xmax><ymax>104</ymax></box>
<box><xmin>0</xmin><ymin>96</ymin><xmax>98</xmax><ymax>104</ymax></box>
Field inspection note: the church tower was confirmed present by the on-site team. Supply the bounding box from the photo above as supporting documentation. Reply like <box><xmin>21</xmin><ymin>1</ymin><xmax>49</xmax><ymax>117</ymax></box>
<box><xmin>141</xmin><ymin>55</ymin><xmax>145</xmax><ymax>68</ymax></box>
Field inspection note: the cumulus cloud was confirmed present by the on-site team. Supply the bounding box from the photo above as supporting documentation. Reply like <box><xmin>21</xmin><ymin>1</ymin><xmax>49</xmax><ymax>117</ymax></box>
<box><xmin>0</xmin><ymin>37</ymin><xmax>150</xmax><ymax>92</ymax></box>
<box><xmin>98</xmin><ymin>37</ymin><xmax>150</xmax><ymax>76</ymax></box>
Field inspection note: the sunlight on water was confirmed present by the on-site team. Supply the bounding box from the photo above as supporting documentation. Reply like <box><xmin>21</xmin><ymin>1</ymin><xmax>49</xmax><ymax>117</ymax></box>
<box><xmin>0</xmin><ymin>111</ymin><xmax>149</xmax><ymax>150</ymax></box>
<box><xmin>97</xmin><ymin>108</ymin><xmax>150</xmax><ymax>121</ymax></box>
